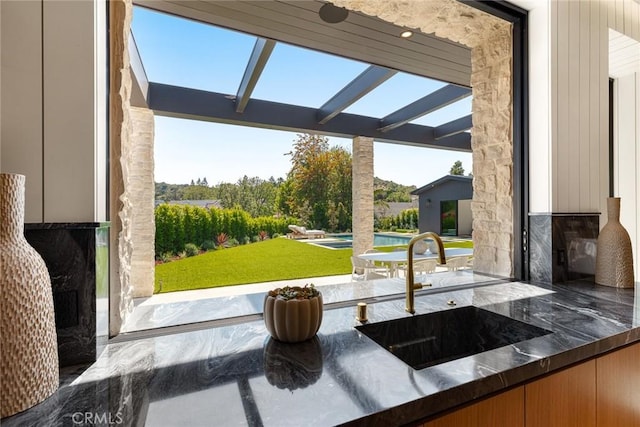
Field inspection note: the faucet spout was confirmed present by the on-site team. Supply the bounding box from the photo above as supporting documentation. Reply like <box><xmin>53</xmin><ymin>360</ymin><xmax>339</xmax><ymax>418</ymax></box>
<box><xmin>406</xmin><ymin>232</ymin><xmax>446</xmax><ymax>314</ymax></box>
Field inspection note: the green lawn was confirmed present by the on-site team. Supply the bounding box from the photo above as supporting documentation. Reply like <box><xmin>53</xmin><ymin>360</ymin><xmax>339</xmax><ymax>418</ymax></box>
<box><xmin>155</xmin><ymin>238</ymin><xmax>352</xmax><ymax>293</ymax></box>
<box><xmin>154</xmin><ymin>237</ymin><xmax>474</xmax><ymax>294</ymax></box>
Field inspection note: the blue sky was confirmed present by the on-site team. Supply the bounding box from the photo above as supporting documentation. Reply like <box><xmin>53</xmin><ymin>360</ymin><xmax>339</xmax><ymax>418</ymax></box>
<box><xmin>132</xmin><ymin>7</ymin><xmax>472</xmax><ymax>187</ymax></box>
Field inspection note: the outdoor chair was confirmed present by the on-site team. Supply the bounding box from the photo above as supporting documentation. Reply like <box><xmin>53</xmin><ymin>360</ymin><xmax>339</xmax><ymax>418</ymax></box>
<box><xmin>351</xmin><ymin>256</ymin><xmax>389</xmax><ymax>281</ymax></box>
<box><xmin>413</xmin><ymin>259</ymin><xmax>437</xmax><ymax>275</ymax></box>
<box><xmin>466</xmin><ymin>257</ymin><xmax>474</xmax><ymax>269</ymax></box>
<box><xmin>364</xmin><ymin>249</ymin><xmax>392</xmax><ymax>277</ymax></box>
<box><xmin>287</xmin><ymin>225</ymin><xmax>326</xmax><ymax>239</ymax></box>
<box><xmin>392</xmin><ymin>247</ymin><xmax>409</xmax><ymax>277</ymax></box>
<box><xmin>446</xmin><ymin>256</ymin><xmax>468</xmax><ymax>271</ymax></box>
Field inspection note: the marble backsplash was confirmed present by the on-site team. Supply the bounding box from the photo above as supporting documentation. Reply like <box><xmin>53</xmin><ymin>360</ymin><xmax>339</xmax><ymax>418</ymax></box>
<box><xmin>529</xmin><ymin>213</ymin><xmax>600</xmax><ymax>284</ymax></box>
<box><xmin>25</xmin><ymin>223</ymin><xmax>109</xmax><ymax>367</ymax></box>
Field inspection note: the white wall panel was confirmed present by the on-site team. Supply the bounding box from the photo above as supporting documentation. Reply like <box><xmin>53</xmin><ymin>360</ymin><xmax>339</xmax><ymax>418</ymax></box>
<box><xmin>0</xmin><ymin>1</ymin><xmax>44</xmax><ymax>222</ymax></box>
<box><xmin>527</xmin><ymin>0</ymin><xmax>552</xmax><ymax>213</ymax></box>
<box><xmin>43</xmin><ymin>0</ymin><xmax>97</xmax><ymax>222</ymax></box>
<box><xmin>589</xmin><ymin>0</ymin><xmax>603</xmax><ymax>217</ymax></box>
<box><xmin>613</xmin><ymin>73</ymin><xmax>638</xmax><ymax>276</ymax></box>
<box><xmin>515</xmin><ymin>0</ymin><xmax>640</xmax><ymax>223</ymax></box>
<box><xmin>579</xmin><ymin>0</ymin><xmax>591</xmax><ymax>211</ymax></box>
<box><xmin>599</xmin><ymin>0</ymin><xmax>610</xmax><ymax>227</ymax></box>
<box><xmin>549</xmin><ymin>0</ymin><xmax>639</xmax><ymax>215</ymax></box>
<box><xmin>1</xmin><ymin>0</ymin><xmax>105</xmax><ymax>223</ymax></box>
<box><xmin>555</xmin><ymin>0</ymin><xmax>570</xmax><ymax>212</ymax></box>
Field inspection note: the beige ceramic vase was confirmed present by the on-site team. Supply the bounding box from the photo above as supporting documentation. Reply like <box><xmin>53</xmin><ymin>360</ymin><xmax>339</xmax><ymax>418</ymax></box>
<box><xmin>264</xmin><ymin>292</ymin><xmax>323</xmax><ymax>343</ymax></box>
<box><xmin>595</xmin><ymin>197</ymin><xmax>635</xmax><ymax>288</ymax></box>
<box><xmin>0</xmin><ymin>173</ymin><xmax>59</xmax><ymax>417</ymax></box>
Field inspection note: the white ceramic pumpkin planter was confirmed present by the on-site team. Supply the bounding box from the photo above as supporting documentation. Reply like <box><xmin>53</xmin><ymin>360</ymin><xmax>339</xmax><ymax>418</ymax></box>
<box><xmin>263</xmin><ymin>285</ymin><xmax>323</xmax><ymax>343</ymax></box>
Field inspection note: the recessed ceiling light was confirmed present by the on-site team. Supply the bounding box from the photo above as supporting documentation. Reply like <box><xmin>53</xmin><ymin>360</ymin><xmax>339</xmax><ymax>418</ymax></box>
<box><xmin>400</xmin><ymin>30</ymin><xmax>413</xmax><ymax>38</ymax></box>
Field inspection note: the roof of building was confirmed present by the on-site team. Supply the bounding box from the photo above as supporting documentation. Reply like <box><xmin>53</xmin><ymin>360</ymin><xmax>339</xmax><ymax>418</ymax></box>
<box><xmin>411</xmin><ymin>174</ymin><xmax>472</xmax><ymax>195</ymax></box>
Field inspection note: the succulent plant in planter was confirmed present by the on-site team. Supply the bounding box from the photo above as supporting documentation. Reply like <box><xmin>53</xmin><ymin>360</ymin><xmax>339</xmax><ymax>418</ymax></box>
<box><xmin>263</xmin><ymin>284</ymin><xmax>323</xmax><ymax>343</ymax></box>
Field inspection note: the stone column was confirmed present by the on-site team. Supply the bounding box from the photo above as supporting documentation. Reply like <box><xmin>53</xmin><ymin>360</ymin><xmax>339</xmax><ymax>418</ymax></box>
<box><xmin>352</xmin><ymin>136</ymin><xmax>374</xmax><ymax>256</ymax></box>
<box><xmin>469</xmin><ymin>32</ymin><xmax>513</xmax><ymax>277</ymax></box>
<box><xmin>109</xmin><ymin>0</ymin><xmax>134</xmax><ymax>335</ymax></box>
<box><xmin>334</xmin><ymin>0</ymin><xmax>513</xmax><ymax>277</ymax></box>
<box><xmin>129</xmin><ymin>107</ymin><xmax>155</xmax><ymax>298</ymax></box>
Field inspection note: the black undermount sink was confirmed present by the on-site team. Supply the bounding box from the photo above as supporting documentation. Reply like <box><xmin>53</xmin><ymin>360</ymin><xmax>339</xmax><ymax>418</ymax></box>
<box><xmin>356</xmin><ymin>306</ymin><xmax>552</xmax><ymax>370</ymax></box>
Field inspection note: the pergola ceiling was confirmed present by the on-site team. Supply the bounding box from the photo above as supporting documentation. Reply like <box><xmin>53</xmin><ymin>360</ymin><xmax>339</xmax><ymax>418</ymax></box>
<box><xmin>131</xmin><ymin>0</ymin><xmax>473</xmax><ymax>151</ymax></box>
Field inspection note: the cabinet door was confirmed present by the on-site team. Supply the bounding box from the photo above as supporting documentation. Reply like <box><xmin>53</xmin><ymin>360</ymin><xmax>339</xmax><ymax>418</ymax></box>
<box><xmin>423</xmin><ymin>386</ymin><xmax>524</xmax><ymax>427</ymax></box>
<box><xmin>525</xmin><ymin>360</ymin><xmax>596</xmax><ymax>427</ymax></box>
<box><xmin>597</xmin><ymin>342</ymin><xmax>640</xmax><ymax>426</ymax></box>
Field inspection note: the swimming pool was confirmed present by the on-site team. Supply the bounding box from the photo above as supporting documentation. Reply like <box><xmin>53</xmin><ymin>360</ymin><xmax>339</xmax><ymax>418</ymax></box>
<box><xmin>321</xmin><ymin>233</ymin><xmax>411</xmax><ymax>248</ymax></box>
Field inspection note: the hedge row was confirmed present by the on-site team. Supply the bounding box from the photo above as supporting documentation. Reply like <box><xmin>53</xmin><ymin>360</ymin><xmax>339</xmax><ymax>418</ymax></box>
<box><xmin>377</xmin><ymin>208</ymin><xmax>418</xmax><ymax>231</ymax></box>
<box><xmin>155</xmin><ymin>204</ymin><xmax>293</xmax><ymax>256</ymax></box>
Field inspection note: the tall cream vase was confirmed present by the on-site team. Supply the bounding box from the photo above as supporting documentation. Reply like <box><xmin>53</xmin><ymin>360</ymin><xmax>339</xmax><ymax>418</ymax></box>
<box><xmin>0</xmin><ymin>173</ymin><xmax>59</xmax><ymax>417</ymax></box>
<box><xmin>595</xmin><ymin>197</ymin><xmax>635</xmax><ymax>288</ymax></box>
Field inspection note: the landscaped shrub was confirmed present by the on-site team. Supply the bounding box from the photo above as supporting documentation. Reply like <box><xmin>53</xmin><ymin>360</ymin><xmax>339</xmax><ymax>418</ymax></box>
<box><xmin>159</xmin><ymin>252</ymin><xmax>173</xmax><ymax>263</ymax></box>
<box><xmin>155</xmin><ymin>204</ymin><xmax>185</xmax><ymax>255</ymax></box>
<box><xmin>216</xmin><ymin>232</ymin><xmax>229</xmax><ymax>248</ymax></box>
<box><xmin>154</xmin><ymin>204</ymin><xmax>295</xmax><ymax>257</ymax></box>
<box><xmin>184</xmin><ymin>243</ymin><xmax>200</xmax><ymax>257</ymax></box>
<box><xmin>377</xmin><ymin>208</ymin><xmax>418</xmax><ymax>232</ymax></box>
<box><xmin>227</xmin><ymin>207</ymin><xmax>252</xmax><ymax>243</ymax></box>
<box><xmin>201</xmin><ymin>240</ymin><xmax>216</xmax><ymax>251</ymax></box>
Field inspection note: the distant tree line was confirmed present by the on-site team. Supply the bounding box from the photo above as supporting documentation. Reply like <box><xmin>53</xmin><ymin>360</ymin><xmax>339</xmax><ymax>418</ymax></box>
<box><xmin>155</xmin><ymin>176</ymin><xmax>283</xmax><ymax>218</ymax></box>
<box><xmin>155</xmin><ymin>134</ymin><xmax>417</xmax><ymax>233</ymax></box>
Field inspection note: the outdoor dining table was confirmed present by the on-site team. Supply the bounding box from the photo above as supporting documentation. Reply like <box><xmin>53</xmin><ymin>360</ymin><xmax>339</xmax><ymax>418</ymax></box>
<box><xmin>358</xmin><ymin>248</ymin><xmax>473</xmax><ymax>278</ymax></box>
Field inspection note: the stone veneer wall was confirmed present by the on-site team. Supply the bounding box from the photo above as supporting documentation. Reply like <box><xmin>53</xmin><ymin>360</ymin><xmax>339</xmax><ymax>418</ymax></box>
<box><xmin>352</xmin><ymin>137</ymin><xmax>374</xmax><ymax>256</ymax></box>
<box><xmin>129</xmin><ymin>107</ymin><xmax>155</xmax><ymax>298</ymax></box>
<box><xmin>109</xmin><ymin>0</ymin><xmax>134</xmax><ymax>334</ymax></box>
<box><xmin>333</xmin><ymin>0</ymin><xmax>514</xmax><ymax>276</ymax></box>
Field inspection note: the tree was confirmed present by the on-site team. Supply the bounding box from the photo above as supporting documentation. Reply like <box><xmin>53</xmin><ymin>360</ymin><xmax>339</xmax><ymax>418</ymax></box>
<box><xmin>450</xmin><ymin>160</ymin><xmax>465</xmax><ymax>175</ymax></box>
<box><xmin>212</xmin><ymin>176</ymin><xmax>280</xmax><ymax>217</ymax></box>
<box><xmin>278</xmin><ymin>134</ymin><xmax>352</xmax><ymax>231</ymax></box>
<box><xmin>373</xmin><ymin>189</ymin><xmax>389</xmax><ymax>218</ymax></box>
<box><xmin>182</xmin><ymin>185</ymin><xmax>214</xmax><ymax>200</ymax></box>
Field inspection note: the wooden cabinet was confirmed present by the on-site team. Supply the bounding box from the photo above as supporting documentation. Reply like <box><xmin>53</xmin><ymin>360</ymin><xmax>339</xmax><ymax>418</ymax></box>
<box><xmin>525</xmin><ymin>360</ymin><xmax>596</xmax><ymax>427</ymax></box>
<box><xmin>422</xmin><ymin>342</ymin><xmax>640</xmax><ymax>427</ymax></box>
<box><xmin>597</xmin><ymin>342</ymin><xmax>640</xmax><ymax>426</ymax></box>
<box><xmin>422</xmin><ymin>386</ymin><xmax>524</xmax><ymax>427</ymax></box>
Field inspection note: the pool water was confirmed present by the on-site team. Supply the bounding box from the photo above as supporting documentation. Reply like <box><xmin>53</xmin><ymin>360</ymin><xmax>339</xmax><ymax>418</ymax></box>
<box><xmin>334</xmin><ymin>233</ymin><xmax>411</xmax><ymax>247</ymax></box>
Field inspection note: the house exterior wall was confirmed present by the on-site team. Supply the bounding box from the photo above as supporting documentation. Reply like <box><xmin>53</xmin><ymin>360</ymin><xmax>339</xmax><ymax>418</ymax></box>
<box><xmin>415</xmin><ymin>180</ymin><xmax>473</xmax><ymax>235</ymax></box>
<box><xmin>0</xmin><ymin>0</ymin><xmax>107</xmax><ymax>223</ymax></box>
<box><xmin>458</xmin><ymin>199</ymin><xmax>473</xmax><ymax>236</ymax></box>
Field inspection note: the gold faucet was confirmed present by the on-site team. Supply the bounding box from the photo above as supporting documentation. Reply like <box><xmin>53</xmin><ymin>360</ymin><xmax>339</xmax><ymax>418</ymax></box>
<box><xmin>406</xmin><ymin>232</ymin><xmax>446</xmax><ymax>314</ymax></box>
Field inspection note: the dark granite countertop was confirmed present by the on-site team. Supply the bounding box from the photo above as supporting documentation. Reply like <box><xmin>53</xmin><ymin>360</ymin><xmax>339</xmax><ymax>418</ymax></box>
<box><xmin>3</xmin><ymin>280</ymin><xmax>639</xmax><ymax>426</ymax></box>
